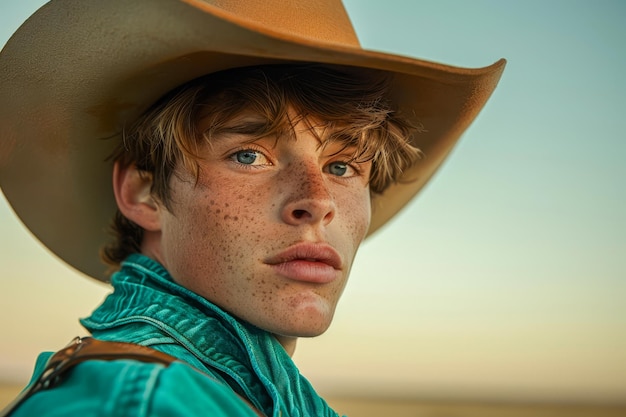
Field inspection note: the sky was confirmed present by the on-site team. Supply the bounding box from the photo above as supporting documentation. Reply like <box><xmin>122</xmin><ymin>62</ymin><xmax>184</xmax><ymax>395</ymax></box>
<box><xmin>1</xmin><ymin>0</ymin><xmax>625</xmax><ymax>405</ymax></box>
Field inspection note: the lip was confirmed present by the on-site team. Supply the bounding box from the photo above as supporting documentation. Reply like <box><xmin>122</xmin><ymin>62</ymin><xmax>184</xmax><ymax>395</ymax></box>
<box><xmin>264</xmin><ymin>242</ymin><xmax>343</xmax><ymax>284</ymax></box>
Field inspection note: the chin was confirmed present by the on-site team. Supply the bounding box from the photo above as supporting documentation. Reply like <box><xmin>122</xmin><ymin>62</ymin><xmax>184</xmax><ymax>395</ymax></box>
<box><xmin>275</xmin><ymin>326</ymin><xmax>329</xmax><ymax>340</ymax></box>
<box><xmin>274</xmin><ymin>314</ymin><xmax>334</xmax><ymax>339</ymax></box>
<box><xmin>252</xmin><ymin>294</ymin><xmax>340</xmax><ymax>338</ymax></box>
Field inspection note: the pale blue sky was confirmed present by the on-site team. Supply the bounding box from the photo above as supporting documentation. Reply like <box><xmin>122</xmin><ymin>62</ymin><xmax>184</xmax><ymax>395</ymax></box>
<box><xmin>1</xmin><ymin>0</ymin><xmax>625</xmax><ymax>403</ymax></box>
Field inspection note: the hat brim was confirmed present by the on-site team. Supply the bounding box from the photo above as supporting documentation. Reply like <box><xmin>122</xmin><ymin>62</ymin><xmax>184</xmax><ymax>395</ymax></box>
<box><xmin>0</xmin><ymin>0</ymin><xmax>505</xmax><ymax>281</ymax></box>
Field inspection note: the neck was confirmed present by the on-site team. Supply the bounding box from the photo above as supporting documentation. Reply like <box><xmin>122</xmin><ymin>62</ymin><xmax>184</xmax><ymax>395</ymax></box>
<box><xmin>274</xmin><ymin>334</ymin><xmax>297</xmax><ymax>357</ymax></box>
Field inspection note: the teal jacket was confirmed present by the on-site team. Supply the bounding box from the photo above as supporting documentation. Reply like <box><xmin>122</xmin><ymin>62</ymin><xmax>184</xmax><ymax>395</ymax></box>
<box><xmin>12</xmin><ymin>254</ymin><xmax>341</xmax><ymax>417</ymax></box>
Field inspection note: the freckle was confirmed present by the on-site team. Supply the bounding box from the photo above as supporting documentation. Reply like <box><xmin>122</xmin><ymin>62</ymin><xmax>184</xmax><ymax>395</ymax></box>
<box><xmin>224</xmin><ymin>215</ymin><xmax>230</xmax><ymax>220</ymax></box>
<box><xmin>210</xmin><ymin>200</ymin><xmax>215</xmax><ymax>205</ymax></box>
<box><xmin>233</xmin><ymin>216</ymin><xmax>239</xmax><ymax>221</ymax></box>
<box><xmin>225</xmin><ymin>203</ymin><xmax>230</xmax><ymax>208</ymax></box>
<box><xmin>216</xmin><ymin>209</ymin><xmax>221</xmax><ymax>214</ymax></box>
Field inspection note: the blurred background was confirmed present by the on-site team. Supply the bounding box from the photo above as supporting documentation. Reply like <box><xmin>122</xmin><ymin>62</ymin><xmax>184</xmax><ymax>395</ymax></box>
<box><xmin>1</xmin><ymin>1</ymin><xmax>625</xmax><ymax>416</ymax></box>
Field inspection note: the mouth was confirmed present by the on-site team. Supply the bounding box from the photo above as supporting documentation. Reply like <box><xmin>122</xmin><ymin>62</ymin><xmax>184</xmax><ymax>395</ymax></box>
<box><xmin>264</xmin><ymin>242</ymin><xmax>343</xmax><ymax>284</ymax></box>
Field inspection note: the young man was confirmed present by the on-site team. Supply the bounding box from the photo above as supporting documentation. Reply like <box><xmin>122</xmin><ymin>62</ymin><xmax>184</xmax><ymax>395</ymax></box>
<box><xmin>0</xmin><ymin>1</ymin><xmax>504</xmax><ymax>416</ymax></box>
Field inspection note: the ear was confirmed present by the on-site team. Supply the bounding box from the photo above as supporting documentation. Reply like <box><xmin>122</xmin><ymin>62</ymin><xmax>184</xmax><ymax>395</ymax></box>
<box><xmin>112</xmin><ymin>162</ymin><xmax>162</xmax><ymax>232</ymax></box>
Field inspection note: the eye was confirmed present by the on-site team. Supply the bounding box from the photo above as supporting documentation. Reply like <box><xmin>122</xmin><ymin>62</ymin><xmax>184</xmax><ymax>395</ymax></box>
<box><xmin>230</xmin><ymin>149</ymin><xmax>270</xmax><ymax>166</ymax></box>
<box><xmin>325</xmin><ymin>161</ymin><xmax>356</xmax><ymax>177</ymax></box>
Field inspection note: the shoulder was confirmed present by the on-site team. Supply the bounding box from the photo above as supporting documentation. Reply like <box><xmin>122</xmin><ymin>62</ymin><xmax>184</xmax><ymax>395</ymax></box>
<box><xmin>11</xmin><ymin>359</ymin><xmax>259</xmax><ymax>417</ymax></box>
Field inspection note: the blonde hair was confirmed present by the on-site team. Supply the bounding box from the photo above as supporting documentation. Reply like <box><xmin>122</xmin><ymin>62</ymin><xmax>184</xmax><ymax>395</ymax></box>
<box><xmin>103</xmin><ymin>64</ymin><xmax>421</xmax><ymax>269</ymax></box>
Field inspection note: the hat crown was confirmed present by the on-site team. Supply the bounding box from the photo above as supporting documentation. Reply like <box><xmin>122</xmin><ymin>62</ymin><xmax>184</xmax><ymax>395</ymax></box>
<box><xmin>201</xmin><ymin>0</ymin><xmax>360</xmax><ymax>47</ymax></box>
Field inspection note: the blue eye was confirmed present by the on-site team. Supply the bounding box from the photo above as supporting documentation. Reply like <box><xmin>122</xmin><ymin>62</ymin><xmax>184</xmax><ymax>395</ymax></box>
<box><xmin>235</xmin><ymin>150</ymin><xmax>258</xmax><ymax>165</ymax></box>
<box><xmin>230</xmin><ymin>149</ymin><xmax>271</xmax><ymax>167</ymax></box>
<box><xmin>327</xmin><ymin>162</ymin><xmax>348</xmax><ymax>176</ymax></box>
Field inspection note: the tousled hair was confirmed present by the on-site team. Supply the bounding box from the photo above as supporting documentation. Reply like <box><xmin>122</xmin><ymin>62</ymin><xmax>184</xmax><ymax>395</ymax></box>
<box><xmin>102</xmin><ymin>64</ymin><xmax>421</xmax><ymax>271</ymax></box>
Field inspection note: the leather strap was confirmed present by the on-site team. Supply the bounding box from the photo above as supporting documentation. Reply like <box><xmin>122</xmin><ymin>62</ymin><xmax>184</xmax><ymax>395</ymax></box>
<box><xmin>0</xmin><ymin>337</ymin><xmax>177</xmax><ymax>417</ymax></box>
<box><xmin>0</xmin><ymin>337</ymin><xmax>263</xmax><ymax>417</ymax></box>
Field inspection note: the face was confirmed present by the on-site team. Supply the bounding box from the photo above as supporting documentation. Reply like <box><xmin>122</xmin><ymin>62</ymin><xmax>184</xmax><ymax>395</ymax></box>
<box><xmin>151</xmin><ymin>111</ymin><xmax>372</xmax><ymax>341</ymax></box>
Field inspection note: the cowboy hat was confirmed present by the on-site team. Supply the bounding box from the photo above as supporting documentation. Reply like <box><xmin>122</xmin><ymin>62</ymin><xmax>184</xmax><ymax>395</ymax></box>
<box><xmin>0</xmin><ymin>0</ymin><xmax>505</xmax><ymax>282</ymax></box>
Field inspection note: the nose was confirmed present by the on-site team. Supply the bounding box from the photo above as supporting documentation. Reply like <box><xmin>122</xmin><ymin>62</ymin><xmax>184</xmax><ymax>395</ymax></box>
<box><xmin>281</xmin><ymin>163</ymin><xmax>336</xmax><ymax>227</ymax></box>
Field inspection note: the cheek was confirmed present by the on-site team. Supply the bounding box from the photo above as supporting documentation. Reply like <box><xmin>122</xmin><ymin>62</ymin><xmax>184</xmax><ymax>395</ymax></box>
<box><xmin>338</xmin><ymin>188</ymin><xmax>371</xmax><ymax>243</ymax></box>
<box><xmin>164</xmin><ymin>192</ymin><xmax>255</xmax><ymax>290</ymax></box>
<box><xmin>179</xmin><ymin>181</ymin><xmax>272</xmax><ymax>259</ymax></box>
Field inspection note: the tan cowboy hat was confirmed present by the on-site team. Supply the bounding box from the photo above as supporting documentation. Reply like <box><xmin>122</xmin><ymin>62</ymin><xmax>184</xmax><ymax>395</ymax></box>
<box><xmin>0</xmin><ymin>0</ymin><xmax>505</xmax><ymax>282</ymax></box>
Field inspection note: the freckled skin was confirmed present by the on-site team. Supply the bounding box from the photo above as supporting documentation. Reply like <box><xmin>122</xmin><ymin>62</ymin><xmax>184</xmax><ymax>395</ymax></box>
<box><xmin>143</xmin><ymin>116</ymin><xmax>372</xmax><ymax>351</ymax></box>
